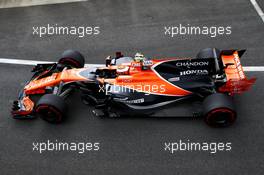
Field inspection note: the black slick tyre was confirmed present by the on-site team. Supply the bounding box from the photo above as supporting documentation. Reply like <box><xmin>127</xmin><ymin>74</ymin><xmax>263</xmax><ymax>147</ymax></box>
<box><xmin>203</xmin><ymin>93</ymin><xmax>236</xmax><ymax>127</ymax></box>
<box><xmin>36</xmin><ymin>94</ymin><xmax>67</xmax><ymax>123</ymax></box>
<box><xmin>58</xmin><ymin>50</ymin><xmax>85</xmax><ymax>68</ymax></box>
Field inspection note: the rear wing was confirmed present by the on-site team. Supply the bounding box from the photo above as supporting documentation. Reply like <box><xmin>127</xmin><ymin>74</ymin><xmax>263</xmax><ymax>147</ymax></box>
<box><xmin>219</xmin><ymin>50</ymin><xmax>256</xmax><ymax>95</ymax></box>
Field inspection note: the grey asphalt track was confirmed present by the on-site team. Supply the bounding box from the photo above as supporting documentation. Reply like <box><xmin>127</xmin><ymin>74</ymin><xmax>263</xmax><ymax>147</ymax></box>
<box><xmin>258</xmin><ymin>0</ymin><xmax>264</xmax><ymax>11</ymax></box>
<box><xmin>0</xmin><ymin>0</ymin><xmax>264</xmax><ymax>175</ymax></box>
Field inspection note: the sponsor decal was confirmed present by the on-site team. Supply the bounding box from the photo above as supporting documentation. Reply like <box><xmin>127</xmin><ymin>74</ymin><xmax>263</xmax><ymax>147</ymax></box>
<box><xmin>120</xmin><ymin>78</ymin><xmax>132</xmax><ymax>83</ymax></box>
<box><xmin>131</xmin><ymin>62</ymin><xmax>141</xmax><ymax>67</ymax></box>
<box><xmin>176</xmin><ymin>61</ymin><xmax>209</xmax><ymax>68</ymax></box>
<box><xmin>114</xmin><ymin>97</ymin><xmax>144</xmax><ymax>104</ymax></box>
<box><xmin>143</xmin><ymin>60</ymin><xmax>153</xmax><ymax>66</ymax></box>
<box><xmin>180</xmin><ymin>70</ymin><xmax>208</xmax><ymax>76</ymax></box>
<box><xmin>124</xmin><ymin>98</ymin><xmax>145</xmax><ymax>104</ymax></box>
<box><xmin>168</xmin><ymin>77</ymin><xmax>180</xmax><ymax>82</ymax></box>
<box><xmin>234</xmin><ymin>53</ymin><xmax>245</xmax><ymax>79</ymax></box>
<box><xmin>26</xmin><ymin>75</ymin><xmax>56</xmax><ymax>88</ymax></box>
<box><xmin>113</xmin><ymin>97</ymin><xmax>129</xmax><ymax>101</ymax></box>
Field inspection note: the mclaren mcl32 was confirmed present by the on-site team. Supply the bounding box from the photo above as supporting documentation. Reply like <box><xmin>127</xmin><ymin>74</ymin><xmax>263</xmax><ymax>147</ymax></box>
<box><xmin>11</xmin><ymin>48</ymin><xmax>256</xmax><ymax>127</ymax></box>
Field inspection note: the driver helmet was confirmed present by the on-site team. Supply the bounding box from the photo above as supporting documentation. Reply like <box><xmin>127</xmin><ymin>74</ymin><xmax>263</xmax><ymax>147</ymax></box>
<box><xmin>134</xmin><ymin>52</ymin><xmax>146</xmax><ymax>62</ymax></box>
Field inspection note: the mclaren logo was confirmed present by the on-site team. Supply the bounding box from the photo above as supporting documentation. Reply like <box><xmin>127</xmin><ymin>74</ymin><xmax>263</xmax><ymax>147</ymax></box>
<box><xmin>176</xmin><ymin>61</ymin><xmax>209</xmax><ymax>68</ymax></box>
<box><xmin>180</xmin><ymin>70</ymin><xmax>208</xmax><ymax>76</ymax></box>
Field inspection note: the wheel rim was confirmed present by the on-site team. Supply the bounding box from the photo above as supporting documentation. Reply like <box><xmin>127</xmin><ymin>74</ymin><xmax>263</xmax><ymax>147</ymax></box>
<box><xmin>206</xmin><ymin>108</ymin><xmax>236</xmax><ymax>127</ymax></box>
<box><xmin>36</xmin><ymin>105</ymin><xmax>62</xmax><ymax>123</ymax></box>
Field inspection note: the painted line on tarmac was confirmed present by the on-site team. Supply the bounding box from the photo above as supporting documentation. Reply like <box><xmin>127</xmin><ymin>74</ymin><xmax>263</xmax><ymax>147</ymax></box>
<box><xmin>243</xmin><ymin>66</ymin><xmax>264</xmax><ymax>71</ymax></box>
<box><xmin>0</xmin><ymin>58</ymin><xmax>264</xmax><ymax>72</ymax></box>
<box><xmin>250</xmin><ymin>0</ymin><xmax>264</xmax><ymax>23</ymax></box>
<box><xmin>0</xmin><ymin>58</ymin><xmax>103</xmax><ymax>67</ymax></box>
<box><xmin>0</xmin><ymin>0</ymin><xmax>87</xmax><ymax>8</ymax></box>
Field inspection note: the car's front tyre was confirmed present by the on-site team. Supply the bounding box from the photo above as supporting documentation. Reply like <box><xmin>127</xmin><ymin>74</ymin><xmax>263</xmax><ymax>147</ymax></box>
<box><xmin>36</xmin><ymin>94</ymin><xmax>67</xmax><ymax>123</ymax></box>
<box><xmin>58</xmin><ymin>50</ymin><xmax>85</xmax><ymax>68</ymax></box>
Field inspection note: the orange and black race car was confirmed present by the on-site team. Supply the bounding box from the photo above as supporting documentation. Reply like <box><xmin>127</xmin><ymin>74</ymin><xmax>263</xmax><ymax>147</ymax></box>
<box><xmin>11</xmin><ymin>49</ymin><xmax>256</xmax><ymax>127</ymax></box>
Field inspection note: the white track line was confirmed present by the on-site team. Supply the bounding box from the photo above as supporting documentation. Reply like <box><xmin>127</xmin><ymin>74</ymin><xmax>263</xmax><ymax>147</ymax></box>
<box><xmin>243</xmin><ymin>66</ymin><xmax>264</xmax><ymax>71</ymax></box>
<box><xmin>0</xmin><ymin>58</ymin><xmax>103</xmax><ymax>67</ymax></box>
<box><xmin>0</xmin><ymin>0</ymin><xmax>87</xmax><ymax>8</ymax></box>
<box><xmin>250</xmin><ymin>0</ymin><xmax>264</xmax><ymax>22</ymax></box>
<box><xmin>0</xmin><ymin>58</ymin><xmax>264</xmax><ymax>72</ymax></box>
<box><xmin>0</xmin><ymin>58</ymin><xmax>54</xmax><ymax>65</ymax></box>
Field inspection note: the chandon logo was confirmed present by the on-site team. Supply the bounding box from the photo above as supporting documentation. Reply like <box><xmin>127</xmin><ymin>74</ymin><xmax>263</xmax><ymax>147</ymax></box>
<box><xmin>176</xmin><ymin>61</ymin><xmax>209</xmax><ymax>68</ymax></box>
<box><xmin>180</xmin><ymin>70</ymin><xmax>208</xmax><ymax>76</ymax></box>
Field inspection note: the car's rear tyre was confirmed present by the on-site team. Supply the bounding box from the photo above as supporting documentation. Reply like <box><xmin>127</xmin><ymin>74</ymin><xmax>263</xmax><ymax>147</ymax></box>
<box><xmin>197</xmin><ymin>48</ymin><xmax>220</xmax><ymax>59</ymax></box>
<box><xmin>203</xmin><ymin>93</ymin><xmax>236</xmax><ymax>127</ymax></box>
<box><xmin>58</xmin><ymin>50</ymin><xmax>85</xmax><ymax>68</ymax></box>
<box><xmin>36</xmin><ymin>94</ymin><xmax>67</xmax><ymax>123</ymax></box>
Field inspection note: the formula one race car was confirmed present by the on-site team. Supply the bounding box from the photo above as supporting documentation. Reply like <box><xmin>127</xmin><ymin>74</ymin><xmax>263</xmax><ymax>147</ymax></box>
<box><xmin>11</xmin><ymin>48</ymin><xmax>256</xmax><ymax>127</ymax></box>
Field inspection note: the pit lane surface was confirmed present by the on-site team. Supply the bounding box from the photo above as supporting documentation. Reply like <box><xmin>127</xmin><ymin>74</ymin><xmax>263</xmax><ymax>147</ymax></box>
<box><xmin>0</xmin><ymin>0</ymin><xmax>264</xmax><ymax>174</ymax></box>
